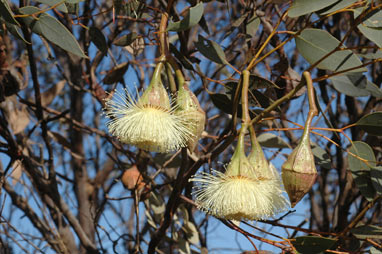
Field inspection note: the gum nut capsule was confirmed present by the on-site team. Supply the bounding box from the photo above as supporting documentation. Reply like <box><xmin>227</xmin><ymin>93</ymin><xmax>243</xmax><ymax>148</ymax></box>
<box><xmin>281</xmin><ymin>133</ymin><xmax>317</xmax><ymax>208</ymax></box>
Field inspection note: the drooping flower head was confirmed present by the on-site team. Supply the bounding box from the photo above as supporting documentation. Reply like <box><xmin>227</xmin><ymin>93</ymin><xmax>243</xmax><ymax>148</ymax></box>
<box><xmin>104</xmin><ymin>61</ymin><xmax>193</xmax><ymax>153</ymax></box>
<box><xmin>190</xmin><ymin>125</ymin><xmax>290</xmax><ymax>221</ymax></box>
<box><xmin>175</xmin><ymin>82</ymin><xmax>206</xmax><ymax>151</ymax></box>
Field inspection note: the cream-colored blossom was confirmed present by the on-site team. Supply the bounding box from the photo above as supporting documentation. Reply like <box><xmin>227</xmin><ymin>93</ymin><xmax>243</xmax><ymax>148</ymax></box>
<box><xmin>190</xmin><ymin>167</ymin><xmax>289</xmax><ymax>221</ymax></box>
<box><xmin>104</xmin><ymin>88</ymin><xmax>192</xmax><ymax>153</ymax></box>
<box><xmin>190</xmin><ymin>126</ymin><xmax>289</xmax><ymax>221</ymax></box>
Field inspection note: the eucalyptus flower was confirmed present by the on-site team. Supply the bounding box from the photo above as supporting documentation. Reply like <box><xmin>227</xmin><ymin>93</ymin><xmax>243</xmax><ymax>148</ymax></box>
<box><xmin>190</xmin><ymin>126</ymin><xmax>289</xmax><ymax>221</ymax></box>
<box><xmin>104</xmin><ymin>62</ymin><xmax>193</xmax><ymax>153</ymax></box>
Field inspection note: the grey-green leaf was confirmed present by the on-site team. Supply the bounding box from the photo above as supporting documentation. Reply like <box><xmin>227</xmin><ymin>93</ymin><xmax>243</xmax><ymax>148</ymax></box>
<box><xmin>351</xmin><ymin>225</ymin><xmax>382</xmax><ymax>240</ymax></box>
<box><xmin>358</xmin><ymin>51</ymin><xmax>382</xmax><ymax>59</ymax></box>
<box><xmin>4</xmin><ymin>21</ymin><xmax>30</xmax><ymax>44</ymax></box>
<box><xmin>195</xmin><ymin>35</ymin><xmax>227</xmax><ymax>65</ymax></box>
<box><xmin>355</xmin><ymin>112</ymin><xmax>382</xmax><ymax>136</ymax></box>
<box><xmin>354</xmin><ymin>8</ymin><xmax>382</xmax><ymax>47</ymax></box>
<box><xmin>319</xmin><ymin>0</ymin><xmax>358</xmax><ymax>15</ymax></box>
<box><xmin>289</xmin><ymin>0</ymin><xmax>338</xmax><ymax>18</ymax></box>
<box><xmin>371</xmin><ymin>166</ymin><xmax>382</xmax><ymax>196</ymax></box>
<box><xmin>330</xmin><ymin>73</ymin><xmax>370</xmax><ymax>97</ymax></box>
<box><xmin>311</xmin><ymin>143</ymin><xmax>331</xmax><ymax>169</ymax></box>
<box><xmin>249</xmin><ymin>74</ymin><xmax>280</xmax><ymax>89</ymax></box>
<box><xmin>292</xmin><ymin>236</ymin><xmax>337</xmax><ymax>254</ymax></box>
<box><xmin>20</xmin><ymin>6</ymin><xmax>87</xmax><ymax>58</ymax></box>
<box><xmin>295</xmin><ymin>28</ymin><xmax>366</xmax><ymax>72</ymax></box>
<box><xmin>34</xmin><ymin>0</ymin><xmax>68</xmax><ymax>13</ymax></box>
<box><xmin>348</xmin><ymin>141</ymin><xmax>376</xmax><ymax>201</ymax></box>
<box><xmin>246</xmin><ymin>14</ymin><xmax>260</xmax><ymax>38</ymax></box>
<box><xmin>89</xmin><ymin>27</ymin><xmax>107</xmax><ymax>54</ymax></box>
<box><xmin>113</xmin><ymin>32</ymin><xmax>138</xmax><ymax>47</ymax></box>
<box><xmin>167</xmin><ymin>2</ymin><xmax>203</xmax><ymax>32</ymax></box>
<box><xmin>257</xmin><ymin>133</ymin><xmax>290</xmax><ymax>149</ymax></box>
<box><xmin>0</xmin><ymin>0</ymin><xmax>20</xmax><ymax>25</ymax></box>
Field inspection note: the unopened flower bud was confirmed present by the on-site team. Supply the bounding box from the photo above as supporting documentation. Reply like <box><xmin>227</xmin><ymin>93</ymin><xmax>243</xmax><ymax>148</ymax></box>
<box><xmin>121</xmin><ymin>165</ymin><xmax>144</xmax><ymax>190</ymax></box>
<box><xmin>281</xmin><ymin>128</ymin><xmax>317</xmax><ymax>207</ymax></box>
<box><xmin>176</xmin><ymin>83</ymin><xmax>206</xmax><ymax>151</ymax></box>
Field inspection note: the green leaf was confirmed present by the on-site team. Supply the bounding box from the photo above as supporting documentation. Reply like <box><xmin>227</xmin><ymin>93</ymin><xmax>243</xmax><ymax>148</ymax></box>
<box><xmin>358</xmin><ymin>51</ymin><xmax>382</xmax><ymax>59</ymax></box>
<box><xmin>89</xmin><ymin>27</ymin><xmax>107</xmax><ymax>54</ymax></box>
<box><xmin>102</xmin><ymin>62</ymin><xmax>129</xmax><ymax>84</ymax></box>
<box><xmin>292</xmin><ymin>236</ymin><xmax>337</xmax><ymax>254</ymax></box>
<box><xmin>330</xmin><ymin>73</ymin><xmax>370</xmax><ymax>97</ymax></box>
<box><xmin>167</xmin><ymin>3</ymin><xmax>204</xmax><ymax>32</ymax></box>
<box><xmin>354</xmin><ymin>8</ymin><xmax>382</xmax><ymax>47</ymax></box>
<box><xmin>311</xmin><ymin>143</ymin><xmax>331</xmax><ymax>169</ymax></box>
<box><xmin>65</xmin><ymin>0</ymin><xmax>82</xmax><ymax>3</ymax></box>
<box><xmin>365</xmin><ymin>81</ymin><xmax>382</xmax><ymax>98</ymax></box>
<box><xmin>0</xmin><ymin>0</ymin><xmax>20</xmax><ymax>25</ymax></box>
<box><xmin>4</xmin><ymin>21</ymin><xmax>30</xmax><ymax>44</ymax></box>
<box><xmin>370</xmin><ymin>247</ymin><xmax>382</xmax><ymax>254</ymax></box>
<box><xmin>169</xmin><ymin>43</ymin><xmax>195</xmax><ymax>71</ymax></box>
<box><xmin>257</xmin><ymin>133</ymin><xmax>290</xmax><ymax>149</ymax></box>
<box><xmin>348</xmin><ymin>141</ymin><xmax>376</xmax><ymax>201</ymax></box>
<box><xmin>210</xmin><ymin>93</ymin><xmax>233</xmax><ymax>115</ymax></box>
<box><xmin>289</xmin><ymin>0</ymin><xmax>338</xmax><ymax>18</ymax></box>
<box><xmin>113</xmin><ymin>32</ymin><xmax>138</xmax><ymax>47</ymax></box>
<box><xmin>319</xmin><ymin>0</ymin><xmax>358</xmax><ymax>15</ymax></box>
<box><xmin>355</xmin><ymin>112</ymin><xmax>382</xmax><ymax>136</ymax></box>
<box><xmin>351</xmin><ymin>225</ymin><xmax>382</xmax><ymax>239</ymax></box>
<box><xmin>195</xmin><ymin>35</ymin><xmax>227</xmax><ymax>65</ymax></box>
<box><xmin>20</xmin><ymin>6</ymin><xmax>87</xmax><ymax>58</ymax></box>
<box><xmin>295</xmin><ymin>29</ymin><xmax>366</xmax><ymax>72</ymax></box>
<box><xmin>183</xmin><ymin>222</ymin><xmax>200</xmax><ymax>245</ymax></box>
<box><xmin>371</xmin><ymin>166</ymin><xmax>382</xmax><ymax>196</ymax></box>
<box><xmin>249</xmin><ymin>74</ymin><xmax>280</xmax><ymax>89</ymax></box>
<box><xmin>246</xmin><ymin>14</ymin><xmax>260</xmax><ymax>38</ymax></box>
<box><xmin>34</xmin><ymin>0</ymin><xmax>68</xmax><ymax>13</ymax></box>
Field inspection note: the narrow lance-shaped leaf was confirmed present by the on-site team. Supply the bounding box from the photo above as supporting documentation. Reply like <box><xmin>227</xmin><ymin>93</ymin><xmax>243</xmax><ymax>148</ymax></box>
<box><xmin>20</xmin><ymin>6</ymin><xmax>87</xmax><ymax>58</ymax></box>
<box><xmin>167</xmin><ymin>2</ymin><xmax>204</xmax><ymax>32</ymax></box>
<box><xmin>0</xmin><ymin>0</ymin><xmax>20</xmax><ymax>25</ymax></box>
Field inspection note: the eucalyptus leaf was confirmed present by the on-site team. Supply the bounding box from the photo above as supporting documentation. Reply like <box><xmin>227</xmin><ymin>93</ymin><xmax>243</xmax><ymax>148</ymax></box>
<box><xmin>348</xmin><ymin>141</ymin><xmax>376</xmax><ymax>201</ymax></box>
<box><xmin>358</xmin><ymin>51</ymin><xmax>382</xmax><ymax>59</ymax></box>
<box><xmin>371</xmin><ymin>166</ymin><xmax>382</xmax><ymax>196</ymax></box>
<box><xmin>113</xmin><ymin>32</ymin><xmax>138</xmax><ymax>47</ymax></box>
<box><xmin>355</xmin><ymin>112</ymin><xmax>382</xmax><ymax>136</ymax></box>
<box><xmin>89</xmin><ymin>27</ymin><xmax>107</xmax><ymax>54</ymax></box>
<box><xmin>330</xmin><ymin>73</ymin><xmax>370</xmax><ymax>97</ymax></box>
<box><xmin>319</xmin><ymin>0</ymin><xmax>358</xmax><ymax>15</ymax></box>
<box><xmin>4</xmin><ymin>21</ymin><xmax>30</xmax><ymax>43</ymax></box>
<box><xmin>246</xmin><ymin>14</ymin><xmax>260</xmax><ymax>37</ymax></box>
<box><xmin>351</xmin><ymin>225</ymin><xmax>382</xmax><ymax>239</ymax></box>
<box><xmin>168</xmin><ymin>3</ymin><xmax>204</xmax><ymax>32</ymax></box>
<box><xmin>354</xmin><ymin>8</ymin><xmax>382</xmax><ymax>47</ymax></box>
<box><xmin>195</xmin><ymin>35</ymin><xmax>227</xmax><ymax>65</ymax></box>
<box><xmin>370</xmin><ymin>247</ymin><xmax>382</xmax><ymax>254</ymax></box>
<box><xmin>249</xmin><ymin>74</ymin><xmax>280</xmax><ymax>89</ymax></box>
<box><xmin>311</xmin><ymin>143</ymin><xmax>331</xmax><ymax>169</ymax></box>
<box><xmin>292</xmin><ymin>236</ymin><xmax>337</xmax><ymax>254</ymax></box>
<box><xmin>295</xmin><ymin>29</ymin><xmax>366</xmax><ymax>72</ymax></box>
<box><xmin>20</xmin><ymin>6</ymin><xmax>87</xmax><ymax>58</ymax></box>
<box><xmin>0</xmin><ymin>0</ymin><xmax>20</xmax><ymax>25</ymax></box>
<box><xmin>34</xmin><ymin>0</ymin><xmax>68</xmax><ymax>13</ymax></box>
<box><xmin>257</xmin><ymin>133</ymin><xmax>290</xmax><ymax>149</ymax></box>
<box><xmin>102</xmin><ymin>62</ymin><xmax>129</xmax><ymax>84</ymax></box>
<box><xmin>289</xmin><ymin>0</ymin><xmax>338</xmax><ymax>17</ymax></box>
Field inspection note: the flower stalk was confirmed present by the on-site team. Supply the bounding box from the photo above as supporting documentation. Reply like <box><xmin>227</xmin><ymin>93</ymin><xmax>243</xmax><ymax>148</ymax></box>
<box><xmin>281</xmin><ymin>71</ymin><xmax>318</xmax><ymax>207</ymax></box>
